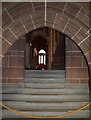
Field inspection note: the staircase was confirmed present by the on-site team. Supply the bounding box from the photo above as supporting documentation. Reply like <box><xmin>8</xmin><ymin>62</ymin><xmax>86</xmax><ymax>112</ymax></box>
<box><xmin>1</xmin><ymin>70</ymin><xmax>89</xmax><ymax>119</ymax></box>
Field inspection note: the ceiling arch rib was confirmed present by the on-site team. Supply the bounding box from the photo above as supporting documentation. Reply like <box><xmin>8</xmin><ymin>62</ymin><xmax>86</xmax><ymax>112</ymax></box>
<box><xmin>2</xmin><ymin>2</ymin><xmax>90</xmax><ymax>63</ymax></box>
<box><xmin>2</xmin><ymin>22</ymin><xmax>87</xmax><ymax>60</ymax></box>
<box><xmin>2</xmin><ymin>3</ymin><xmax>89</xmax><ymax>30</ymax></box>
<box><xmin>47</xmin><ymin>2</ymin><xmax>89</xmax><ymax>28</ymax></box>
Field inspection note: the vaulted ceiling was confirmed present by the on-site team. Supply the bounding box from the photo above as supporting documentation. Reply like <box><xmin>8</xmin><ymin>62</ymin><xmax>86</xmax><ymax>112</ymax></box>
<box><xmin>1</xmin><ymin>2</ymin><xmax>90</xmax><ymax>65</ymax></box>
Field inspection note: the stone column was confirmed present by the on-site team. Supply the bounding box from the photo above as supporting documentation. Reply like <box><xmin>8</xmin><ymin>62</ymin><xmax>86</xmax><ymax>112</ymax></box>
<box><xmin>53</xmin><ymin>29</ymin><xmax>56</xmax><ymax>54</ymax></box>
<box><xmin>25</xmin><ymin>42</ymin><xmax>30</xmax><ymax>69</ymax></box>
<box><xmin>0</xmin><ymin>2</ymin><xmax>2</xmax><ymax>119</ymax></box>
<box><xmin>48</xmin><ymin>28</ymin><xmax>53</xmax><ymax>70</ymax></box>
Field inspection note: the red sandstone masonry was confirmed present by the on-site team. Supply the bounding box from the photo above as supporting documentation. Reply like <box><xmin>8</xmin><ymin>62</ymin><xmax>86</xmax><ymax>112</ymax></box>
<box><xmin>2</xmin><ymin>32</ymin><xmax>89</xmax><ymax>84</ymax></box>
<box><xmin>66</xmin><ymin>37</ymin><xmax>88</xmax><ymax>85</ymax></box>
<box><xmin>2</xmin><ymin>39</ymin><xmax>25</xmax><ymax>83</ymax></box>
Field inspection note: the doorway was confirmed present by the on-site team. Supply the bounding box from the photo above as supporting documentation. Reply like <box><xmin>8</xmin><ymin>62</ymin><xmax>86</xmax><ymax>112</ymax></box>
<box><xmin>24</xmin><ymin>27</ymin><xmax>65</xmax><ymax>70</ymax></box>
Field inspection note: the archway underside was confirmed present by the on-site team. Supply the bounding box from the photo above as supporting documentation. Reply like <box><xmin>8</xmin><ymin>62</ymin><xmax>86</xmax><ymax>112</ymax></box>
<box><xmin>1</xmin><ymin>2</ymin><xmax>91</xmax><ymax>85</ymax></box>
<box><xmin>0</xmin><ymin>3</ymin><xmax>91</xmax><ymax>120</ymax></box>
<box><xmin>1</xmin><ymin>2</ymin><xmax>90</xmax><ymax>59</ymax></box>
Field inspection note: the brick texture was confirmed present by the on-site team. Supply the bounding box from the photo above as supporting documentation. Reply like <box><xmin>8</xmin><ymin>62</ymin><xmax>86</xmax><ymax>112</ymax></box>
<box><xmin>66</xmin><ymin>37</ymin><xmax>89</xmax><ymax>85</ymax></box>
<box><xmin>2</xmin><ymin>30</ymin><xmax>89</xmax><ymax>85</ymax></box>
<box><xmin>2</xmin><ymin>39</ymin><xmax>25</xmax><ymax>83</ymax></box>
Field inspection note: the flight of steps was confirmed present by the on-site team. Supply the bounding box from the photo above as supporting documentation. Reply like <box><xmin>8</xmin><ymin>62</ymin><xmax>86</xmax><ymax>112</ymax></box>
<box><xmin>1</xmin><ymin>70</ymin><xmax>89</xmax><ymax>119</ymax></box>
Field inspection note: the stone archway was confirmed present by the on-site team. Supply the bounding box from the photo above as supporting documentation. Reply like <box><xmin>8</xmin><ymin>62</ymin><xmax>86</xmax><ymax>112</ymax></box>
<box><xmin>1</xmin><ymin>2</ymin><xmax>90</xmax><ymax>86</ymax></box>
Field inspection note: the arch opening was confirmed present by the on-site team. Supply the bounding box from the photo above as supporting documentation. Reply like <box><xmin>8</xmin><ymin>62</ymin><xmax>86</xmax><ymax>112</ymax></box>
<box><xmin>2</xmin><ymin>2</ymin><xmax>90</xmax><ymax>86</ymax></box>
<box><xmin>2</xmin><ymin>27</ymin><xmax>89</xmax><ymax>86</ymax></box>
<box><xmin>24</xmin><ymin>27</ymin><xmax>65</xmax><ymax>70</ymax></box>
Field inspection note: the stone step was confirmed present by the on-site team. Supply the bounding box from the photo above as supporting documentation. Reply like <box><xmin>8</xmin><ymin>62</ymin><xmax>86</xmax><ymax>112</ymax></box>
<box><xmin>24</xmin><ymin>78</ymin><xmax>65</xmax><ymax>83</ymax></box>
<box><xmin>2</xmin><ymin>94</ymin><xmax>89</xmax><ymax>102</ymax></box>
<box><xmin>2</xmin><ymin>110</ymin><xmax>89</xmax><ymax>118</ymax></box>
<box><xmin>25</xmin><ymin>70</ymin><xmax>65</xmax><ymax>74</ymax></box>
<box><xmin>24</xmin><ymin>83</ymin><xmax>65</xmax><ymax>88</ymax></box>
<box><xmin>24</xmin><ymin>74</ymin><xmax>65</xmax><ymax>78</ymax></box>
<box><xmin>2</xmin><ymin>101</ymin><xmax>89</xmax><ymax>111</ymax></box>
<box><xmin>1</xmin><ymin>83</ymin><xmax>24</xmax><ymax>88</ymax></box>
<box><xmin>2</xmin><ymin>88</ymin><xmax>89</xmax><ymax>95</ymax></box>
<box><xmin>24</xmin><ymin>70</ymin><xmax>65</xmax><ymax>78</ymax></box>
<box><xmin>1</xmin><ymin>83</ymin><xmax>89</xmax><ymax>89</ymax></box>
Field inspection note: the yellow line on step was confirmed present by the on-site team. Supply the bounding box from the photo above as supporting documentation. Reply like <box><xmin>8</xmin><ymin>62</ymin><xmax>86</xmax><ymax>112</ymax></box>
<box><xmin>0</xmin><ymin>102</ymin><xmax>91</xmax><ymax>118</ymax></box>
